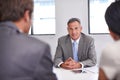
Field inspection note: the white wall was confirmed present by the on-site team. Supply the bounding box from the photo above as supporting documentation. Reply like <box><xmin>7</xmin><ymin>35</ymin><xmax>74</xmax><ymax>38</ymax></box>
<box><xmin>32</xmin><ymin>0</ymin><xmax>113</xmax><ymax>63</ymax></box>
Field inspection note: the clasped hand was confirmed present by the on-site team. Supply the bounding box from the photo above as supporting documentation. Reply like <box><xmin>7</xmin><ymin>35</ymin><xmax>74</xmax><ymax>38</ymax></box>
<box><xmin>60</xmin><ymin>57</ymin><xmax>82</xmax><ymax>70</ymax></box>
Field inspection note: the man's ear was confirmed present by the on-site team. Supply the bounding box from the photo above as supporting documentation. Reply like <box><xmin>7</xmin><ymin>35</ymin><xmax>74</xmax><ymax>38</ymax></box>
<box><xmin>80</xmin><ymin>26</ymin><xmax>82</xmax><ymax>30</ymax></box>
<box><xmin>67</xmin><ymin>26</ymin><xmax>69</xmax><ymax>31</ymax></box>
<box><xmin>80</xmin><ymin>26</ymin><xmax>82</xmax><ymax>32</ymax></box>
<box><xmin>24</xmin><ymin>10</ymin><xmax>30</xmax><ymax>22</ymax></box>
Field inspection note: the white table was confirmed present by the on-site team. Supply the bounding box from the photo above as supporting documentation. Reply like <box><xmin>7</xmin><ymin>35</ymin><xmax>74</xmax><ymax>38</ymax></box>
<box><xmin>53</xmin><ymin>66</ymin><xmax>98</xmax><ymax>80</ymax></box>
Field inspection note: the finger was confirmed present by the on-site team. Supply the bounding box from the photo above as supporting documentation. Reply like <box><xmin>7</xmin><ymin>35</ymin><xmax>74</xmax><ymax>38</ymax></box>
<box><xmin>67</xmin><ymin>57</ymin><xmax>72</xmax><ymax>61</ymax></box>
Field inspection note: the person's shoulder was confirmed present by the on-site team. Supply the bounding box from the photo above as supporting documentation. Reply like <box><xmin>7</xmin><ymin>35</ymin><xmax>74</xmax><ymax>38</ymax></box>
<box><xmin>105</xmin><ymin>40</ymin><xmax>120</xmax><ymax>48</ymax></box>
<box><xmin>102</xmin><ymin>40</ymin><xmax>120</xmax><ymax>56</ymax></box>
<box><xmin>81</xmin><ymin>33</ymin><xmax>93</xmax><ymax>41</ymax></box>
<box><xmin>105</xmin><ymin>40</ymin><xmax>120</xmax><ymax>50</ymax></box>
<box><xmin>58</xmin><ymin>34</ymin><xmax>69</xmax><ymax>41</ymax></box>
<box><xmin>28</xmin><ymin>36</ymin><xmax>49</xmax><ymax>47</ymax></box>
<box><xmin>19</xmin><ymin>34</ymin><xmax>49</xmax><ymax>48</ymax></box>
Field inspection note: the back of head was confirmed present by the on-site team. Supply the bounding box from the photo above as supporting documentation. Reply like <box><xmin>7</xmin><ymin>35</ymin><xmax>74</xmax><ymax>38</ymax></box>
<box><xmin>105</xmin><ymin>1</ymin><xmax>120</xmax><ymax>35</ymax></box>
<box><xmin>0</xmin><ymin>0</ymin><xmax>33</xmax><ymax>22</ymax></box>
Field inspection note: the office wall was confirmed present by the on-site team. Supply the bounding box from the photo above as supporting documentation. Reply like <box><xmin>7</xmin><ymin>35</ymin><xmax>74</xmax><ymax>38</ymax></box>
<box><xmin>32</xmin><ymin>0</ymin><xmax>113</xmax><ymax>63</ymax></box>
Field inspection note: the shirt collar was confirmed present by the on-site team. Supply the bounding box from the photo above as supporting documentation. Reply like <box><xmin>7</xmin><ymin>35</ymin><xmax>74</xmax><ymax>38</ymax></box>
<box><xmin>71</xmin><ymin>36</ymin><xmax>80</xmax><ymax>44</ymax></box>
<box><xmin>0</xmin><ymin>21</ymin><xmax>21</xmax><ymax>33</ymax></box>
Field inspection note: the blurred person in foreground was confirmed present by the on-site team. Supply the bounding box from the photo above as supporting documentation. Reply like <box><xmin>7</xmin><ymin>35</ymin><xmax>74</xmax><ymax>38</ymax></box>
<box><xmin>54</xmin><ymin>18</ymin><xmax>97</xmax><ymax>69</ymax></box>
<box><xmin>99</xmin><ymin>1</ymin><xmax>120</xmax><ymax>80</ymax></box>
<box><xmin>0</xmin><ymin>0</ymin><xmax>57</xmax><ymax>80</ymax></box>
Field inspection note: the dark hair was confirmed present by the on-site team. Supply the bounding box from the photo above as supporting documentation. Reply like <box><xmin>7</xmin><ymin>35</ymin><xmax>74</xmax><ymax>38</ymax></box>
<box><xmin>67</xmin><ymin>18</ymin><xmax>81</xmax><ymax>25</ymax></box>
<box><xmin>0</xmin><ymin>0</ymin><xmax>33</xmax><ymax>22</ymax></box>
<box><xmin>105</xmin><ymin>1</ymin><xmax>120</xmax><ymax>35</ymax></box>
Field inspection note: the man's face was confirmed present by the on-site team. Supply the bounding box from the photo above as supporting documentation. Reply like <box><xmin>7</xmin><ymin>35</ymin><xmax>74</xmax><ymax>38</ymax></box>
<box><xmin>67</xmin><ymin>21</ymin><xmax>82</xmax><ymax>40</ymax></box>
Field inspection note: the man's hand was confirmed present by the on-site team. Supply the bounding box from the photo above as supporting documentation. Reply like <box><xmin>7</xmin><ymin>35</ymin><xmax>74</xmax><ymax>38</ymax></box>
<box><xmin>60</xmin><ymin>57</ymin><xmax>82</xmax><ymax>69</ymax></box>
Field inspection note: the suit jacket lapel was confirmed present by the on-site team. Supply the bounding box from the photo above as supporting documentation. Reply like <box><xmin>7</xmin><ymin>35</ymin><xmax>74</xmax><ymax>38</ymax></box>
<box><xmin>78</xmin><ymin>33</ymin><xmax>84</xmax><ymax>60</ymax></box>
<box><xmin>65</xmin><ymin>35</ymin><xmax>73</xmax><ymax>58</ymax></box>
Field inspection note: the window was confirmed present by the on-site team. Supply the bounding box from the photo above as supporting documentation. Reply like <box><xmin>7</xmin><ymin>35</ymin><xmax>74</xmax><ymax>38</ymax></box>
<box><xmin>30</xmin><ymin>0</ymin><xmax>55</xmax><ymax>35</ymax></box>
<box><xmin>88</xmin><ymin>0</ymin><xmax>114</xmax><ymax>34</ymax></box>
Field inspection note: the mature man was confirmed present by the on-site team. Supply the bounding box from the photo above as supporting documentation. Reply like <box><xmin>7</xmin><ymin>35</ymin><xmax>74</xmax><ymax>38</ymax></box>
<box><xmin>0</xmin><ymin>0</ymin><xmax>57</xmax><ymax>80</ymax></box>
<box><xmin>54</xmin><ymin>18</ymin><xmax>96</xmax><ymax>69</ymax></box>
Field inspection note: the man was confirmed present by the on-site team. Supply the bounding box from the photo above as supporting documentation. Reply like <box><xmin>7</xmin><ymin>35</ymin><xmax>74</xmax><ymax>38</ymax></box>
<box><xmin>99</xmin><ymin>1</ymin><xmax>120</xmax><ymax>80</ymax></box>
<box><xmin>54</xmin><ymin>18</ymin><xmax>96</xmax><ymax>69</ymax></box>
<box><xmin>0</xmin><ymin>0</ymin><xmax>57</xmax><ymax>80</ymax></box>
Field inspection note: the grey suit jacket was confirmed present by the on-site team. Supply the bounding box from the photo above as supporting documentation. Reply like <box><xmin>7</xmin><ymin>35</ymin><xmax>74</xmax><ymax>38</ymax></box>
<box><xmin>54</xmin><ymin>33</ymin><xmax>96</xmax><ymax>68</ymax></box>
<box><xmin>0</xmin><ymin>22</ymin><xmax>57</xmax><ymax>80</ymax></box>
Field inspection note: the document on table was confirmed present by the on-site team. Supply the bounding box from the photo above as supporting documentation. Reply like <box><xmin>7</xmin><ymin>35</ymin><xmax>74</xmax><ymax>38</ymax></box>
<box><xmin>71</xmin><ymin>66</ymin><xmax>98</xmax><ymax>74</ymax></box>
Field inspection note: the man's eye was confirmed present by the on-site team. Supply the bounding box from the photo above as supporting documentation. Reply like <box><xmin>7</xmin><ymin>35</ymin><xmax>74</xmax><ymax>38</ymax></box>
<box><xmin>75</xmin><ymin>28</ymin><xmax>78</xmax><ymax>30</ymax></box>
